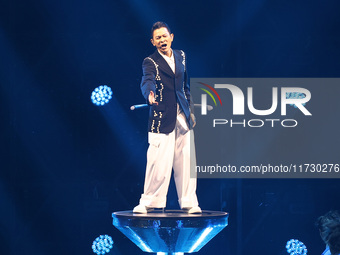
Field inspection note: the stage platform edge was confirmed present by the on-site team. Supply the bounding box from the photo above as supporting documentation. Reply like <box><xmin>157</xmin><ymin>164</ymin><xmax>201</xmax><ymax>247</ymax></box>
<box><xmin>112</xmin><ymin>210</ymin><xmax>229</xmax><ymax>254</ymax></box>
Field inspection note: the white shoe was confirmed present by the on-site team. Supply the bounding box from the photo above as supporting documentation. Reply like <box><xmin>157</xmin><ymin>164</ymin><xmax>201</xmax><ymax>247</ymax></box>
<box><xmin>133</xmin><ymin>204</ymin><xmax>148</xmax><ymax>214</ymax></box>
<box><xmin>184</xmin><ymin>206</ymin><xmax>202</xmax><ymax>214</ymax></box>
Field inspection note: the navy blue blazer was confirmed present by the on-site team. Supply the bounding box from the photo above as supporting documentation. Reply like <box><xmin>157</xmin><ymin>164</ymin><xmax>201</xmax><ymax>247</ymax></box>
<box><xmin>140</xmin><ymin>49</ymin><xmax>193</xmax><ymax>134</ymax></box>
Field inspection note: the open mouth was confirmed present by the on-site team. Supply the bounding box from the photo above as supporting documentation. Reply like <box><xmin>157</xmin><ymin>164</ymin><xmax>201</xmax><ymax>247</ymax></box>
<box><xmin>161</xmin><ymin>43</ymin><xmax>167</xmax><ymax>49</ymax></box>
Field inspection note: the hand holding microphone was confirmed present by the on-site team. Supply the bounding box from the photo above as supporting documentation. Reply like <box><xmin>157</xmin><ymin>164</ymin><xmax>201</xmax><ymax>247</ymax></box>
<box><xmin>148</xmin><ymin>91</ymin><xmax>158</xmax><ymax>106</ymax></box>
<box><xmin>130</xmin><ymin>91</ymin><xmax>159</xmax><ymax>110</ymax></box>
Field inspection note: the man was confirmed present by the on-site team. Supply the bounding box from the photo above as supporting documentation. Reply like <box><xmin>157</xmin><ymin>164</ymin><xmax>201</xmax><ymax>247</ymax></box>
<box><xmin>316</xmin><ymin>210</ymin><xmax>340</xmax><ymax>255</ymax></box>
<box><xmin>133</xmin><ymin>21</ymin><xmax>201</xmax><ymax>214</ymax></box>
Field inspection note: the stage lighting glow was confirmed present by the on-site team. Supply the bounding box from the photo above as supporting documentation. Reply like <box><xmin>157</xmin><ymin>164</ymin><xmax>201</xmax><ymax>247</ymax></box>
<box><xmin>286</xmin><ymin>239</ymin><xmax>307</xmax><ymax>255</ymax></box>
<box><xmin>125</xmin><ymin>226</ymin><xmax>153</xmax><ymax>252</ymax></box>
<box><xmin>92</xmin><ymin>235</ymin><xmax>114</xmax><ymax>255</ymax></box>
<box><xmin>91</xmin><ymin>85</ymin><xmax>113</xmax><ymax>106</ymax></box>
<box><xmin>157</xmin><ymin>253</ymin><xmax>183</xmax><ymax>255</ymax></box>
<box><xmin>189</xmin><ymin>226</ymin><xmax>214</xmax><ymax>253</ymax></box>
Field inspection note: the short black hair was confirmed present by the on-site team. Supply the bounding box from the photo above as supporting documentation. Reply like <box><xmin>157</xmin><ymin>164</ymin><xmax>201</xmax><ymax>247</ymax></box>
<box><xmin>316</xmin><ymin>210</ymin><xmax>340</xmax><ymax>244</ymax></box>
<box><xmin>328</xmin><ymin>225</ymin><xmax>340</xmax><ymax>255</ymax></box>
<box><xmin>151</xmin><ymin>21</ymin><xmax>172</xmax><ymax>38</ymax></box>
<box><xmin>316</xmin><ymin>210</ymin><xmax>340</xmax><ymax>254</ymax></box>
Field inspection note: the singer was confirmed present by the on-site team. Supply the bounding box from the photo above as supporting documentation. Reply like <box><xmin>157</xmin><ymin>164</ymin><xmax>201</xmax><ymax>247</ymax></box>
<box><xmin>133</xmin><ymin>21</ymin><xmax>201</xmax><ymax>214</ymax></box>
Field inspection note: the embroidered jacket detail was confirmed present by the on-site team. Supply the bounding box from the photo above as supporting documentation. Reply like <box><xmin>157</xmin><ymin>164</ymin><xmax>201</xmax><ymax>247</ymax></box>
<box><xmin>180</xmin><ymin>50</ymin><xmax>186</xmax><ymax>71</ymax></box>
<box><xmin>145</xmin><ymin>57</ymin><xmax>161</xmax><ymax>81</ymax></box>
<box><xmin>157</xmin><ymin>121</ymin><xmax>161</xmax><ymax>133</ymax></box>
<box><xmin>159</xmin><ymin>83</ymin><xmax>164</xmax><ymax>102</ymax></box>
<box><xmin>145</xmin><ymin>57</ymin><xmax>165</xmax><ymax>133</ymax></box>
<box><xmin>151</xmin><ymin>119</ymin><xmax>156</xmax><ymax>132</ymax></box>
<box><xmin>180</xmin><ymin>51</ymin><xmax>188</xmax><ymax>100</ymax></box>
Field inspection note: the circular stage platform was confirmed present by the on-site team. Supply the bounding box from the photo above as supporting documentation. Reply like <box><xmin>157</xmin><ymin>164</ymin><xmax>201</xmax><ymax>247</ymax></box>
<box><xmin>112</xmin><ymin>210</ymin><xmax>228</xmax><ymax>254</ymax></box>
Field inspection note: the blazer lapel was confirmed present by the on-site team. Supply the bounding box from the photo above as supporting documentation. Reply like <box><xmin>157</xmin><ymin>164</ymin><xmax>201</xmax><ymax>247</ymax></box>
<box><xmin>153</xmin><ymin>50</ymin><xmax>175</xmax><ymax>77</ymax></box>
<box><xmin>174</xmin><ymin>50</ymin><xmax>183</xmax><ymax>76</ymax></box>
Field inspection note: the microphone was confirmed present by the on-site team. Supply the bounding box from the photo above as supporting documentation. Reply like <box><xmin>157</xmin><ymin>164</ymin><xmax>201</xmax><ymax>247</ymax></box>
<box><xmin>130</xmin><ymin>104</ymin><xmax>148</xmax><ymax>110</ymax></box>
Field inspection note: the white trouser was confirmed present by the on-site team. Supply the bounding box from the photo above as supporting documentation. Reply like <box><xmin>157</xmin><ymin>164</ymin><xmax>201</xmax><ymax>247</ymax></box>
<box><xmin>139</xmin><ymin>112</ymin><xmax>198</xmax><ymax>208</ymax></box>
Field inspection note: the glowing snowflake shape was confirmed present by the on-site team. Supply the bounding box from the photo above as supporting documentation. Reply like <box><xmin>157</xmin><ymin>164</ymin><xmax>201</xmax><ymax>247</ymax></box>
<box><xmin>286</xmin><ymin>239</ymin><xmax>307</xmax><ymax>255</ymax></box>
<box><xmin>91</xmin><ymin>85</ymin><xmax>113</xmax><ymax>106</ymax></box>
<box><xmin>92</xmin><ymin>235</ymin><xmax>114</xmax><ymax>255</ymax></box>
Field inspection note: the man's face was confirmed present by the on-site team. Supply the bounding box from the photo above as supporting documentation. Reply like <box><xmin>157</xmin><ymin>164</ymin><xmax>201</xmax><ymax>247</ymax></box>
<box><xmin>151</xmin><ymin>27</ymin><xmax>174</xmax><ymax>56</ymax></box>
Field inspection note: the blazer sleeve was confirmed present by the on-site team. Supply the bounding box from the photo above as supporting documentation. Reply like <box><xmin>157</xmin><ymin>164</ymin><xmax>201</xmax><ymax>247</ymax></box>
<box><xmin>140</xmin><ymin>58</ymin><xmax>157</xmax><ymax>103</ymax></box>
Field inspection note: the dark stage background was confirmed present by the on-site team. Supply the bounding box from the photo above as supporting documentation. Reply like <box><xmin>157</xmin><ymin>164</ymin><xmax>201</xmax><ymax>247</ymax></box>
<box><xmin>1</xmin><ymin>0</ymin><xmax>340</xmax><ymax>254</ymax></box>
